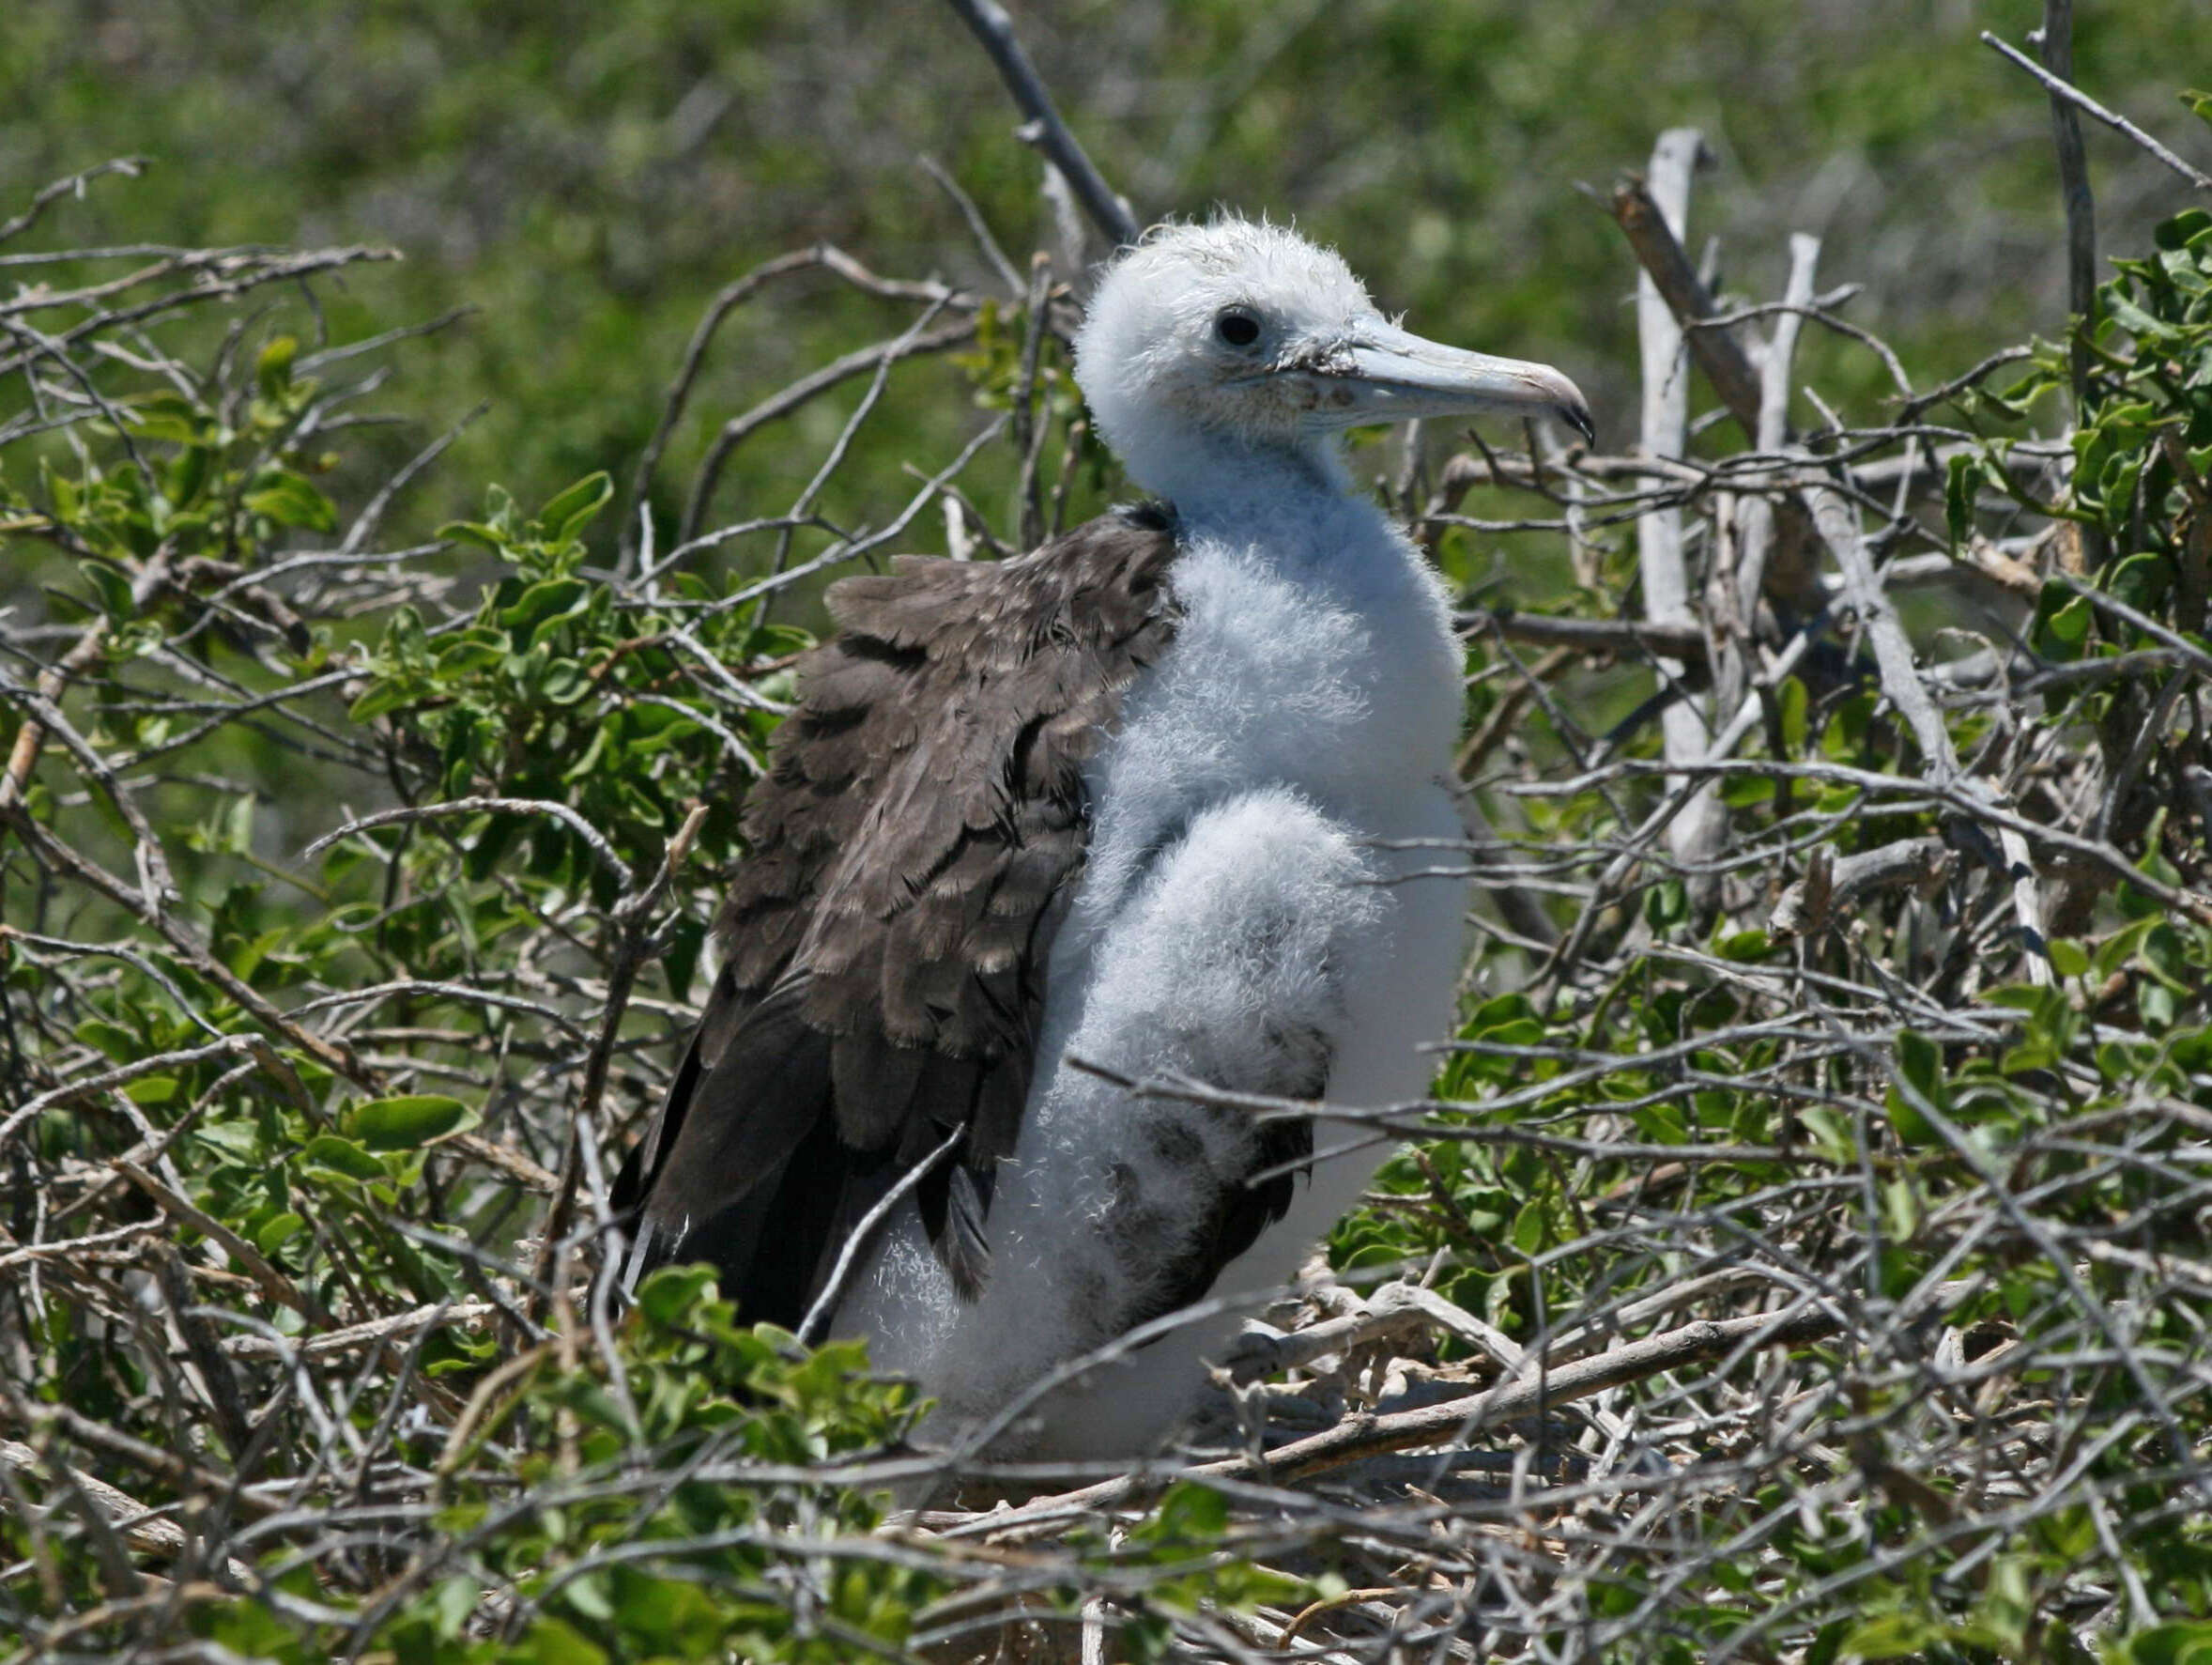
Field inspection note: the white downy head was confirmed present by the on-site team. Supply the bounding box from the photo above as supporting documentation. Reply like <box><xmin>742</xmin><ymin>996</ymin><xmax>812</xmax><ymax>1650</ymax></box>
<box><xmin>1073</xmin><ymin>215</ymin><xmax>1590</xmax><ymax>509</ymax></box>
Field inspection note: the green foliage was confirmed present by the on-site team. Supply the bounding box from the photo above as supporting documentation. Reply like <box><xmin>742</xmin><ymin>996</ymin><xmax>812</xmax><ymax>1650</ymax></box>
<box><xmin>175</xmin><ymin>1270</ymin><xmax>939</xmax><ymax>1664</ymax></box>
<box><xmin>8</xmin><ymin>27</ymin><xmax>2212</xmax><ymax>1662</ymax></box>
<box><xmin>2071</xmin><ymin>204</ymin><xmax>2212</xmax><ymax>635</ymax></box>
<box><xmin>0</xmin><ymin>193</ymin><xmax>1329</xmax><ymax>1665</ymax></box>
<box><xmin>346</xmin><ymin>469</ymin><xmax>794</xmax><ymax>920</ymax></box>
<box><xmin>3</xmin><ymin>0</ymin><xmax>2201</xmax><ymax>562</ymax></box>
<box><xmin>1328</xmin><ymin>201</ymin><xmax>2212</xmax><ymax>1660</ymax></box>
<box><xmin>0</xmin><ymin>1258</ymin><xmax>956</xmax><ymax>1662</ymax></box>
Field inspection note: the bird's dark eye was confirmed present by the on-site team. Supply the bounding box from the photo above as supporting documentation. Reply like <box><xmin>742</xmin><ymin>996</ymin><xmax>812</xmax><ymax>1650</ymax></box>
<box><xmin>1215</xmin><ymin>309</ymin><xmax>1261</xmax><ymax>347</ymax></box>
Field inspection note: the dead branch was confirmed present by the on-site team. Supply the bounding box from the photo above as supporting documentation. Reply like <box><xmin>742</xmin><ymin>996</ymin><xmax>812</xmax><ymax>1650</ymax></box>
<box><xmin>941</xmin><ymin>0</ymin><xmax>1142</xmax><ymax>247</ymax></box>
<box><xmin>1980</xmin><ymin>30</ymin><xmax>2212</xmax><ymax>193</ymax></box>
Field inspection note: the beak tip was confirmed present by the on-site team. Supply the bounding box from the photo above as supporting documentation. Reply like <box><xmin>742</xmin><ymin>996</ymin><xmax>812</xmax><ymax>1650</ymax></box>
<box><xmin>1542</xmin><ymin>370</ymin><xmax>1594</xmax><ymax>446</ymax></box>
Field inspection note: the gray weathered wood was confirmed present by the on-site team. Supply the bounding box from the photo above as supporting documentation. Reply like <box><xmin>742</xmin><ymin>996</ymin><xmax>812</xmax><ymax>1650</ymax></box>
<box><xmin>1634</xmin><ymin>130</ymin><xmax>1727</xmax><ymax>882</ymax></box>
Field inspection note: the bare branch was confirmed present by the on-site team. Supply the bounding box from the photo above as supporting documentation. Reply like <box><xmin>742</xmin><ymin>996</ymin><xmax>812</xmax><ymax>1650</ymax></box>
<box><xmin>941</xmin><ymin>0</ymin><xmax>1142</xmax><ymax>248</ymax></box>
<box><xmin>1981</xmin><ymin>30</ymin><xmax>2212</xmax><ymax>193</ymax></box>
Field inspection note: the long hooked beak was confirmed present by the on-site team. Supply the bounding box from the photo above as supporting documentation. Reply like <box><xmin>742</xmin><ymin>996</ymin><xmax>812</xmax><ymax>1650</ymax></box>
<box><xmin>1295</xmin><ymin>320</ymin><xmax>1594</xmax><ymax>444</ymax></box>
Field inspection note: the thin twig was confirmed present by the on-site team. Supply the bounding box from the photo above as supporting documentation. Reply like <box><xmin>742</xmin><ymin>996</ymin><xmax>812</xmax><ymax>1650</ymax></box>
<box><xmin>1980</xmin><ymin>31</ymin><xmax>2212</xmax><ymax>193</ymax></box>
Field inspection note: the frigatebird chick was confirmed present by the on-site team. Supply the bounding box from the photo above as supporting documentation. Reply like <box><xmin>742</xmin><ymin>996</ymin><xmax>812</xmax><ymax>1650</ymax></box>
<box><xmin>614</xmin><ymin>216</ymin><xmax>1590</xmax><ymax>1468</ymax></box>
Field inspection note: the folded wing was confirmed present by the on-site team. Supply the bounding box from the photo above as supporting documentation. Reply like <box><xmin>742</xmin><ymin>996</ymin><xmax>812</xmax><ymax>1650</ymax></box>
<box><xmin>612</xmin><ymin>506</ymin><xmax>1181</xmax><ymax>1327</ymax></box>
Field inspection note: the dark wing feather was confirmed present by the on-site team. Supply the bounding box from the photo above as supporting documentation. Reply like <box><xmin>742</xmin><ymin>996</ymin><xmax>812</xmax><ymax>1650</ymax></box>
<box><xmin>613</xmin><ymin>506</ymin><xmax>1180</xmax><ymax>1327</ymax></box>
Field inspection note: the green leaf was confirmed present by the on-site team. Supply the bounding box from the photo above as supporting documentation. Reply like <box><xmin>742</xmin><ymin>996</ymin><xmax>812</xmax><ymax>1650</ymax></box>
<box><xmin>636</xmin><ymin>1263</ymin><xmax>720</xmax><ymax>1329</ymax></box>
<box><xmin>2092</xmin><ymin>917</ymin><xmax>2158</xmax><ymax>981</ymax></box>
<box><xmin>2153</xmin><ymin>203</ymin><xmax>2211</xmax><ymax>247</ymax></box>
<box><xmin>434</xmin><ymin>634</ymin><xmax>506</xmax><ymax>675</ymax></box>
<box><xmin>1645</xmin><ymin>879</ymin><xmax>1688</xmax><ymax>930</ymax></box>
<box><xmin>194</xmin><ymin>1120</ymin><xmax>265</xmax><ymax>1164</ymax></box>
<box><xmin>539</xmin><ymin>470</ymin><xmax>613</xmax><ymax>545</ymax></box>
<box><xmin>2109</xmin><ymin>549</ymin><xmax>2172</xmax><ymax>619</ymax></box>
<box><xmin>119</xmin><ymin>393</ymin><xmax>206</xmax><ymax>445</ymax></box>
<box><xmin>243</xmin><ymin>470</ymin><xmax>337</xmax><ymax>533</ymax></box>
<box><xmin>2046</xmin><ymin>594</ymin><xmax>2090</xmax><ymax>648</ymax></box>
<box><xmin>428</xmin><ymin>1575</ymin><xmax>480</xmax><ymax>1642</ymax></box>
<box><xmin>2141</xmin><ymin>979</ymin><xmax>2178</xmax><ymax>1030</ymax></box>
<box><xmin>1896</xmin><ymin>1030</ymin><xmax>1943</xmax><ymax>1104</ymax></box>
<box><xmin>1944</xmin><ymin>451</ymin><xmax>1974</xmax><ymax>547</ymax></box>
<box><xmin>224</xmin><ymin>793</ymin><xmax>256</xmax><ymax>855</ymax></box>
<box><xmin>351</xmin><ymin>1093</ymin><xmax>479</xmax><ymax>1150</ymax></box>
<box><xmin>1510</xmin><ymin>1197</ymin><xmax>1546</xmax><ymax>1254</ymax></box>
<box><xmin>84</xmin><ymin>558</ymin><xmax>132</xmax><ymax>619</ymax></box>
<box><xmin>1715</xmin><ymin>929</ymin><xmax>1771</xmax><ymax>963</ymax></box>
<box><xmin>1839</xmin><ymin>1610</ymin><xmax>1949</xmax><ymax>1658</ymax></box>
<box><xmin>2120</xmin><ymin>1621</ymin><xmax>2212</xmax><ymax>1665</ymax></box>
<box><xmin>1137</xmin><ymin>1480</ymin><xmax>1230</xmax><ymax>1543</ymax></box>
<box><xmin>562</xmin><ymin>1569</ymin><xmax>614</xmax><ymax>1622</ymax></box>
<box><xmin>346</xmin><ymin>681</ymin><xmax>412</xmax><ymax>723</ymax></box>
<box><xmin>1778</xmin><ymin>675</ymin><xmax>1808</xmax><ymax>753</ymax></box>
<box><xmin>663</xmin><ymin>910</ymin><xmax>707</xmax><ymax>1002</ymax></box>
<box><xmin>517</xmin><ymin>1616</ymin><xmax>607</xmax><ymax>1665</ymax></box>
<box><xmin>301</xmin><ymin>1133</ymin><xmax>387</xmax><ymax>1181</ymax></box>
<box><xmin>43</xmin><ymin>463</ymin><xmax>81</xmax><ymax>525</ymax></box>
<box><xmin>498</xmin><ymin>577</ymin><xmax>591</xmax><ymax>639</ymax></box>
<box><xmin>75</xmin><ymin>1019</ymin><xmax>141</xmax><ymax>1063</ymax></box>
<box><xmin>1885</xmin><ymin>1031</ymin><xmax>1945</xmax><ymax>1147</ymax></box>
<box><xmin>2030</xmin><ymin>579</ymin><xmax>2093</xmax><ymax>662</ymax></box>
<box><xmin>2106</xmin><ymin>289</ymin><xmax>2166</xmax><ymax>339</ymax></box>
<box><xmin>440</xmin><ymin>518</ymin><xmax>511</xmax><ymax>551</ymax></box>
<box><xmin>255</xmin><ymin>334</ymin><xmax>298</xmax><ymax>399</ymax></box>
<box><xmin>1881</xmin><ymin>1176</ymin><xmax>1923</xmax><ymax>1242</ymax></box>
<box><xmin>540</xmin><ymin>658</ymin><xmax>591</xmax><ymax>704</ymax></box>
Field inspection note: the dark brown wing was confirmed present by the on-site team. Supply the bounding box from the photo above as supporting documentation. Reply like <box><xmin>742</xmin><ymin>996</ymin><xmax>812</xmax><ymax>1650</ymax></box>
<box><xmin>612</xmin><ymin>506</ymin><xmax>1181</xmax><ymax>1327</ymax></box>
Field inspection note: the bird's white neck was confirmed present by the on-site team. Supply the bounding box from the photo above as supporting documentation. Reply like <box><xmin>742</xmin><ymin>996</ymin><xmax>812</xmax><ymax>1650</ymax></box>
<box><xmin>1129</xmin><ymin>427</ymin><xmax>1360</xmax><ymax>545</ymax></box>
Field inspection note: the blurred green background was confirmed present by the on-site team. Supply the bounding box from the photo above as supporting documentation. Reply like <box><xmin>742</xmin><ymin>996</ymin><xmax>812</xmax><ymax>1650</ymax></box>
<box><xmin>5</xmin><ymin>0</ymin><xmax>2206</xmax><ymax>560</ymax></box>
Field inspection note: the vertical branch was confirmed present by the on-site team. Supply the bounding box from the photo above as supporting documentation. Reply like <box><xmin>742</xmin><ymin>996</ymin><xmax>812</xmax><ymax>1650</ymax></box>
<box><xmin>1980</xmin><ymin>4</ymin><xmax>2082</xmax><ymax>964</ymax></box>
<box><xmin>2035</xmin><ymin>0</ymin><xmax>2098</xmax><ymax>416</ymax></box>
<box><xmin>1736</xmin><ymin>235</ymin><xmax>1820</xmax><ymax>630</ymax></box>
<box><xmin>1011</xmin><ymin>252</ymin><xmax>1054</xmax><ymax>552</ymax></box>
<box><xmin>1705</xmin><ymin>493</ymin><xmax>1747</xmax><ymax>725</ymax></box>
<box><xmin>528</xmin><ymin>806</ymin><xmax>708</xmax><ymax>1320</ymax></box>
<box><xmin>1631</xmin><ymin>130</ymin><xmax>1726</xmax><ymax>888</ymax></box>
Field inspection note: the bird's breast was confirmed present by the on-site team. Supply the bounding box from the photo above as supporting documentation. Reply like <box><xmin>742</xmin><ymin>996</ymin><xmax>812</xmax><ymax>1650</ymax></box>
<box><xmin>1071</xmin><ymin>514</ymin><xmax>1464</xmax><ymax>933</ymax></box>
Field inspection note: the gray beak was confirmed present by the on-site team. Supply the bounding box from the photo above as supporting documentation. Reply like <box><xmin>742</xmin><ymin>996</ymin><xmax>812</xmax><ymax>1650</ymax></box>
<box><xmin>1298</xmin><ymin>320</ymin><xmax>1594</xmax><ymax>443</ymax></box>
